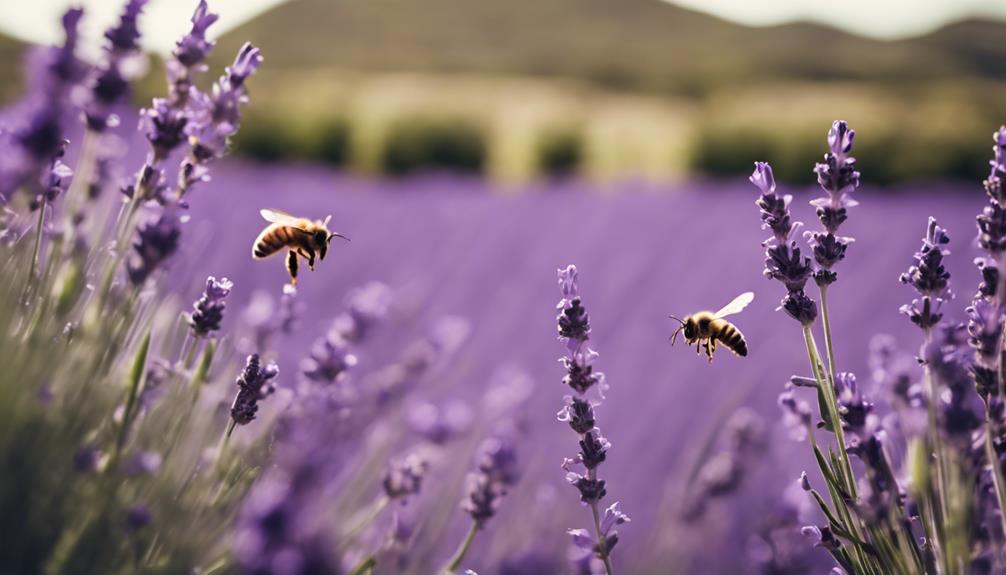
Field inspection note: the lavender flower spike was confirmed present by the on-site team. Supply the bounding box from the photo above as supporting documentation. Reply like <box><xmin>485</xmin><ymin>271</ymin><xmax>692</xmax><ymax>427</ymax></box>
<box><xmin>555</xmin><ymin>265</ymin><xmax>624</xmax><ymax>575</ymax></box>
<box><xmin>126</xmin><ymin>207</ymin><xmax>182</xmax><ymax>286</ymax></box>
<box><xmin>899</xmin><ymin>217</ymin><xmax>952</xmax><ymax>330</ymax></box>
<box><xmin>86</xmin><ymin>0</ymin><xmax>148</xmax><ymax>132</ymax></box>
<box><xmin>462</xmin><ymin>434</ymin><xmax>519</xmax><ymax>525</ymax></box>
<box><xmin>752</xmin><ymin>162</ymin><xmax>817</xmax><ymax>325</ymax></box>
<box><xmin>229</xmin><ymin>354</ymin><xmax>279</xmax><ymax>426</ymax></box>
<box><xmin>186</xmin><ymin>276</ymin><xmax>233</xmax><ymax>337</ymax></box>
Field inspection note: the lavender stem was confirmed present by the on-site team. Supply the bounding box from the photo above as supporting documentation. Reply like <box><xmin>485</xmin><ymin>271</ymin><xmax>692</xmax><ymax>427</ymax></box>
<box><xmin>818</xmin><ymin>284</ymin><xmax>839</xmax><ymax>385</ymax></box>
<box><xmin>340</xmin><ymin>495</ymin><xmax>389</xmax><ymax>546</ymax></box>
<box><xmin>441</xmin><ymin>520</ymin><xmax>480</xmax><ymax>574</ymax></box>
<box><xmin>985</xmin><ymin>424</ymin><xmax>1006</xmax><ymax>537</ymax></box>
<box><xmin>26</xmin><ymin>196</ymin><xmax>47</xmax><ymax>293</ymax></box>
<box><xmin>61</xmin><ymin>129</ymin><xmax>98</xmax><ymax>228</ymax></box>
<box><xmin>589</xmin><ymin>500</ymin><xmax>615</xmax><ymax>575</ymax></box>
<box><xmin>347</xmin><ymin>555</ymin><xmax>377</xmax><ymax>575</ymax></box>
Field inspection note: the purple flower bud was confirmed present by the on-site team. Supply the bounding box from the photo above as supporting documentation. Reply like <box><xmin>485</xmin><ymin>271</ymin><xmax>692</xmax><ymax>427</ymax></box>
<box><xmin>173</xmin><ymin>0</ymin><xmax>218</xmax><ymax>67</ymax></box>
<box><xmin>229</xmin><ymin>354</ymin><xmax>279</xmax><ymax>426</ymax></box>
<box><xmin>382</xmin><ymin>453</ymin><xmax>428</xmax><ymax>501</ymax></box>
<box><xmin>125</xmin><ymin>504</ymin><xmax>152</xmax><ymax>531</ymax></box>
<box><xmin>186</xmin><ymin>276</ymin><xmax>233</xmax><ymax>337</ymax></box>
<box><xmin>127</xmin><ymin>208</ymin><xmax>182</xmax><ymax>285</ymax></box>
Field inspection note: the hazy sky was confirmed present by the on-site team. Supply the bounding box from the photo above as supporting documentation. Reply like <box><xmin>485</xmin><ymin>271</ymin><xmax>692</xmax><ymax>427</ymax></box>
<box><xmin>1</xmin><ymin>0</ymin><xmax>1005</xmax><ymax>54</ymax></box>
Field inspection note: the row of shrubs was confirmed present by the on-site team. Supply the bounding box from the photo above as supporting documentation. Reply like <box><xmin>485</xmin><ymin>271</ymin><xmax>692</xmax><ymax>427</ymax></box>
<box><xmin>233</xmin><ymin>109</ymin><xmax>997</xmax><ymax>183</ymax></box>
<box><xmin>235</xmin><ymin>113</ymin><xmax>584</xmax><ymax>178</ymax></box>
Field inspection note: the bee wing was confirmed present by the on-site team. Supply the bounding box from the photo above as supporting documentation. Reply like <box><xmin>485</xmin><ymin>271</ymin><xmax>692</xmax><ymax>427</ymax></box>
<box><xmin>713</xmin><ymin>291</ymin><xmax>754</xmax><ymax>319</ymax></box>
<box><xmin>260</xmin><ymin>209</ymin><xmax>309</xmax><ymax>230</ymax></box>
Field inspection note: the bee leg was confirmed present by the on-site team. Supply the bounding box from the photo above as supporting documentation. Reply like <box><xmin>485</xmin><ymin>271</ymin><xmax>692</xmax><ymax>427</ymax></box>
<box><xmin>286</xmin><ymin>250</ymin><xmax>299</xmax><ymax>285</ymax></box>
<box><xmin>706</xmin><ymin>340</ymin><xmax>715</xmax><ymax>363</ymax></box>
<box><xmin>301</xmin><ymin>247</ymin><xmax>316</xmax><ymax>271</ymax></box>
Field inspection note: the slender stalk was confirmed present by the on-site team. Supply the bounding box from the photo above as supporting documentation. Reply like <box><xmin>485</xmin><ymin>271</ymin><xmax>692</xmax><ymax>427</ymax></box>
<box><xmin>26</xmin><ymin>197</ymin><xmax>48</xmax><ymax>295</ymax></box>
<box><xmin>441</xmin><ymin>520</ymin><xmax>480</xmax><ymax>574</ymax></box>
<box><xmin>818</xmin><ymin>285</ymin><xmax>839</xmax><ymax>384</ymax></box>
<box><xmin>63</xmin><ymin>129</ymin><xmax>98</xmax><ymax>224</ymax></box>
<box><xmin>985</xmin><ymin>423</ymin><xmax>1006</xmax><ymax>550</ymax></box>
<box><xmin>213</xmin><ymin>419</ymin><xmax>237</xmax><ymax>475</ymax></box>
<box><xmin>340</xmin><ymin>495</ymin><xmax>390</xmax><ymax>546</ymax></box>
<box><xmin>348</xmin><ymin>555</ymin><xmax>377</xmax><ymax>575</ymax></box>
<box><xmin>590</xmin><ymin>498</ymin><xmax>615</xmax><ymax>575</ymax></box>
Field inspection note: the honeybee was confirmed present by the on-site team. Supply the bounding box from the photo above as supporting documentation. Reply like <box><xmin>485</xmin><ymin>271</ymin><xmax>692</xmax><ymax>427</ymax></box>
<box><xmin>252</xmin><ymin>209</ymin><xmax>349</xmax><ymax>285</ymax></box>
<box><xmin>670</xmin><ymin>292</ymin><xmax>753</xmax><ymax>363</ymax></box>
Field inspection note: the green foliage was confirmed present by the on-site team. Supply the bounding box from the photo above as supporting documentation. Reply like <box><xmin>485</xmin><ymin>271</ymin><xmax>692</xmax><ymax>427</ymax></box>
<box><xmin>536</xmin><ymin>127</ymin><xmax>583</xmax><ymax>178</ymax></box>
<box><xmin>380</xmin><ymin>116</ymin><xmax>486</xmax><ymax>176</ymax></box>
<box><xmin>0</xmin><ymin>202</ymin><xmax>262</xmax><ymax>575</ymax></box>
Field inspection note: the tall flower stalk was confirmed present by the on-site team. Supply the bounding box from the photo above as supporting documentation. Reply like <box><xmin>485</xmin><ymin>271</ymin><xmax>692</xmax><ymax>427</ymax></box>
<box><xmin>752</xmin><ymin>124</ymin><xmax>910</xmax><ymax>573</ymax></box>
<box><xmin>555</xmin><ymin>265</ymin><xmax>626</xmax><ymax>575</ymax></box>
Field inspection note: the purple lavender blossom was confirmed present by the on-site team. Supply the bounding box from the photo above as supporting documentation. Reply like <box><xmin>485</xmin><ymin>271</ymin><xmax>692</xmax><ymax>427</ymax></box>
<box><xmin>180</xmin><ymin>43</ymin><xmax>262</xmax><ymax>196</ymax></box>
<box><xmin>186</xmin><ymin>276</ymin><xmax>233</xmax><ymax>337</ymax></box>
<box><xmin>752</xmin><ymin>162</ymin><xmax>817</xmax><ymax>325</ymax></box>
<box><xmin>301</xmin><ymin>329</ymin><xmax>357</xmax><ymax>384</ymax></box>
<box><xmin>556</xmin><ymin>265</ymin><xmax>624</xmax><ymax>573</ymax></box>
<box><xmin>462</xmin><ymin>433</ymin><xmax>519</xmax><ymax>524</ymax></box>
<box><xmin>382</xmin><ymin>453</ymin><xmax>428</xmax><ymax>502</ymax></box>
<box><xmin>234</xmin><ymin>463</ymin><xmax>340</xmax><ymax>575</ymax></box>
<box><xmin>229</xmin><ymin>354</ymin><xmax>279</xmax><ymax>426</ymax></box>
<box><xmin>126</xmin><ymin>207</ymin><xmax>182</xmax><ymax>285</ymax></box>
<box><xmin>172</xmin><ymin>0</ymin><xmax>219</xmax><ymax>70</ymax></box>
<box><xmin>86</xmin><ymin>0</ymin><xmax>148</xmax><ymax>132</ymax></box>
<box><xmin>125</xmin><ymin>504</ymin><xmax>152</xmax><ymax>531</ymax></box>
<box><xmin>806</xmin><ymin>121</ymin><xmax>859</xmax><ymax>286</ymax></box>
<box><xmin>567</xmin><ymin>502</ymin><xmax>629</xmax><ymax>570</ymax></box>
<box><xmin>899</xmin><ymin>217</ymin><xmax>952</xmax><ymax>329</ymax></box>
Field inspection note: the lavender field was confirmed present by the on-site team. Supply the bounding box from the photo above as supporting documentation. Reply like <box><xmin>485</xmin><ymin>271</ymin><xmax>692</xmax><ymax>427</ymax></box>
<box><xmin>5</xmin><ymin>1</ymin><xmax>1006</xmax><ymax>574</ymax></box>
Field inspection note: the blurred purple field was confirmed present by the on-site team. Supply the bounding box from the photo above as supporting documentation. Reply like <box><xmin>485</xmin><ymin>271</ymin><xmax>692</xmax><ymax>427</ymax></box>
<box><xmin>164</xmin><ymin>162</ymin><xmax>986</xmax><ymax>572</ymax></box>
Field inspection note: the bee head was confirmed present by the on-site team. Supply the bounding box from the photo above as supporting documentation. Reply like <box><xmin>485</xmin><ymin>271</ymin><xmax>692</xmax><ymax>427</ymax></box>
<box><xmin>314</xmin><ymin>230</ymin><xmax>329</xmax><ymax>259</ymax></box>
<box><xmin>683</xmin><ymin>318</ymin><xmax>698</xmax><ymax>341</ymax></box>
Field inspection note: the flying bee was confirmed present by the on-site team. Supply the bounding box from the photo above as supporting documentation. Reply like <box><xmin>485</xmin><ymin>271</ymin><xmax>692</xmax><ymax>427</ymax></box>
<box><xmin>252</xmin><ymin>209</ymin><xmax>349</xmax><ymax>285</ymax></box>
<box><xmin>670</xmin><ymin>291</ymin><xmax>754</xmax><ymax>363</ymax></box>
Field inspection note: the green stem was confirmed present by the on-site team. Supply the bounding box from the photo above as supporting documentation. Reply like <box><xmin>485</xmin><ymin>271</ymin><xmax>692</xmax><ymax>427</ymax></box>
<box><xmin>341</xmin><ymin>496</ymin><xmax>390</xmax><ymax>546</ymax></box>
<box><xmin>818</xmin><ymin>285</ymin><xmax>838</xmax><ymax>385</ymax></box>
<box><xmin>348</xmin><ymin>555</ymin><xmax>377</xmax><ymax>575</ymax></box>
<box><xmin>111</xmin><ymin>329</ymin><xmax>152</xmax><ymax>467</ymax></box>
<box><xmin>26</xmin><ymin>196</ymin><xmax>48</xmax><ymax>295</ymax></box>
<box><xmin>590</xmin><ymin>500</ymin><xmax>615</xmax><ymax>575</ymax></box>
<box><xmin>63</xmin><ymin>129</ymin><xmax>97</xmax><ymax>226</ymax></box>
<box><xmin>986</xmin><ymin>421</ymin><xmax>1006</xmax><ymax>555</ymax></box>
<box><xmin>441</xmin><ymin>520</ymin><xmax>480</xmax><ymax>574</ymax></box>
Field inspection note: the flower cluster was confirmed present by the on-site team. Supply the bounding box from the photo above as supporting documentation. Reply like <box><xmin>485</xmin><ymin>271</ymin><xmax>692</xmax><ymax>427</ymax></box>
<box><xmin>85</xmin><ymin>0</ymin><xmax>147</xmax><ymax>132</ymax></box>
<box><xmin>807</xmin><ymin>120</ymin><xmax>859</xmax><ymax>286</ymax></box>
<box><xmin>555</xmin><ymin>265</ymin><xmax>626</xmax><ymax>572</ymax></box>
<box><xmin>899</xmin><ymin>217</ymin><xmax>952</xmax><ymax>330</ymax></box>
<box><xmin>568</xmin><ymin>502</ymin><xmax>630</xmax><ymax>573</ymax></box>
<box><xmin>126</xmin><ymin>208</ymin><xmax>182</xmax><ymax>285</ymax></box>
<box><xmin>752</xmin><ymin>162</ymin><xmax>816</xmax><ymax>325</ymax></box>
<box><xmin>382</xmin><ymin>453</ymin><xmax>429</xmax><ymax>502</ymax></box>
<box><xmin>1</xmin><ymin>8</ymin><xmax>84</xmax><ymax>206</ymax></box>
<box><xmin>229</xmin><ymin>354</ymin><xmax>279</xmax><ymax>426</ymax></box>
<box><xmin>462</xmin><ymin>434</ymin><xmax>519</xmax><ymax>525</ymax></box>
<box><xmin>186</xmin><ymin>276</ymin><xmax>233</xmax><ymax>337</ymax></box>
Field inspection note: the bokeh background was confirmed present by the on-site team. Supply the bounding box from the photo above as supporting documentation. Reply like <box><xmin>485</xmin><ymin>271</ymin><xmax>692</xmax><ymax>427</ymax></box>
<box><xmin>2</xmin><ymin>0</ymin><xmax>1005</xmax><ymax>572</ymax></box>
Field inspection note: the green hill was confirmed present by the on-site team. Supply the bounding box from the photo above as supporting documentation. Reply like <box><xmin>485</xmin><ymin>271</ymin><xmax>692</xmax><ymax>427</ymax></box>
<box><xmin>212</xmin><ymin>0</ymin><xmax>1005</xmax><ymax>93</ymax></box>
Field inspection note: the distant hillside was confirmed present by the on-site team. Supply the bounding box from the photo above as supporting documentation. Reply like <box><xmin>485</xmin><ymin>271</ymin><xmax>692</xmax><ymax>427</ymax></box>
<box><xmin>0</xmin><ymin>32</ymin><xmax>25</xmax><ymax>103</ymax></box>
<box><xmin>212</xmin><ymin>0</ymin><xmax>1006</xmax><ymax>93</ymax></box>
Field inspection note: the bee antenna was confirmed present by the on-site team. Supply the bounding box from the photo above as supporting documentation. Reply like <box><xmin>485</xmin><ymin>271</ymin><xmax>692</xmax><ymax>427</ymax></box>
<box><xmin>328</xmin><ymin>232</ymin><xmax>350</xmax><ymax>243</ymax></box>
<box><xmin>668</xmin><ymin>314</ymin><xmax>684</xmax><ymax>326</ymax></box>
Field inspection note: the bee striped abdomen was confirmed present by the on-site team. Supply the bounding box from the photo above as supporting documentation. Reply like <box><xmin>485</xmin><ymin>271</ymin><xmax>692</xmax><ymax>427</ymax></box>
<box><xmin>253</xmin><ymin>225</ymin><xmax>297</xmax><ymax>259</ymax></box>
<box><xmin>717</xmin><ymin>323</ymin><xmax>748</xmax><ymax>357</ymax></box>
